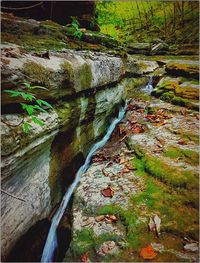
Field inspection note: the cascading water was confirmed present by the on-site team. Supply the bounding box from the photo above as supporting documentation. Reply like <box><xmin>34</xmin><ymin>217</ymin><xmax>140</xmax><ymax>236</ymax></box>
<box><xmin>41</xmin><ymin>100</ymin><xmax>129</xmax><ymax>262</ymax></box>
<box><xmin>142</xmin><ymin>76</ymin><xmax>153</xmax><ymax>93</ymax></box>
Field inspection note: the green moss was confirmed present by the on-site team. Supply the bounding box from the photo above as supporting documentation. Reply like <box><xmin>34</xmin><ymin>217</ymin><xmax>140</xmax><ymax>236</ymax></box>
<box><xmin>179</xmin><ymin>77</ymin><xmax>199</xmax><ymax>85</ymax></box>
<box><xmin>164</xmin><ymin>146</ymin><xmax>199</xmax><ymax>165</ymax></box>
<box><xmin>23</xmin><ymin>61</ymin><xmax>53</xmax><ymax>88</ymax></box>
<box><xmin>166</xmin><ymin>62</ymin><xmax>199</xmax><ymax>79</ymax></box>
<box><xmin>131</xmin><ymin>156</ymin><xmax>199</xmax><ymax>240</ymax></box>
<box><xmin>144</xmin><ymin>155</ymin><xmax>198</xmax><ymax>189</ymax></box>
<box><xmin>70</xmin><ymin>228</ymin><xmax>96</xmax><ymax>258</ymax></box>
<box><xmin>180</xmin><ymin>132</ymin><xmax>199</xmax><ymax>144</ymax></box>
<box><xmin>21</xmin><ymin>34</ymin><xmax>67</xmax><ymax>52</ymax></box>
<box><xmin>69</xmin><ymin>228</ymin><xmax>122</xmax><ymax>261</ymax></box>
<box><xmin>60</xmin><ymin>61</ymin><xmax>74</xmax><ymax>87</ymax></box>
<box><xmin>80</xmin><ymin>64</ymin><xmax>92</xmax><ymax>89</ymax></box>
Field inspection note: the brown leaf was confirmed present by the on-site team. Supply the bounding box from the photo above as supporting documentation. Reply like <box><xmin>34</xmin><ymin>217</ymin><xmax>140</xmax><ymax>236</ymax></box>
<box><xmin>106</xmin><ymin>214</ymin><xmax>117</xmax><ymax>222</ymax></box>
<box><xmin>122</xmin><ymin>167</ymin><xmax>130</xmax><ymax>173</ymax></box>
<box><xmin>148</xmin><ymin>217</ymin><xmax>156</xmax><ymax>231</ymax></box>
<box><xmin>119</xmin><ymin>158</ymin><xmax>126</xmax><ymax>164</ymax></box>
<box><xmin>178</xmin><ymin>140</ymin><xmax>187</xmax><ymax>145</ymax></box>
<box><xmin>95</xmin><ymin>215</ymin><xmax>105</xmax><ymax>222</ymax></box>
<box><xmin>140</xmin><ymin>245</ymin><xmax>157</xmax><ymax>259</ymax></box>
<box><xmin>81</xmin><ymin>252</ymin><xmax>89</xmax><ymax>262</ymax></box>
<box><xmin>101</xmin><ymin>186</ymin><xmax>114</xmax><ymax>197</ymax></box>
<box><xmin>102</xmin><ymin>168</ymin><xmax>109</xmax><ymax>177</ymax></box>
<box><xmin>82</xmin><ymin>217</ymin><xmax>94</xmax><ymax>227</ymax></box>
<box><xmin>153</xmin><ymin>120</ymin><xmax>164</xmax><ymax>127</ymax></box>
<box><xmin>125</xmin><ymin>163</ymin><xmax>136</xmax><ymax>170</ymax></box>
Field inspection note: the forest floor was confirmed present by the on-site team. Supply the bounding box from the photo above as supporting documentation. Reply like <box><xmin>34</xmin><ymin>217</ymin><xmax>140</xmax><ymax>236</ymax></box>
<box><xmin>68</xmin><ymin>82</ymin><xmax>199</xmax><ymax>262</ymax></box>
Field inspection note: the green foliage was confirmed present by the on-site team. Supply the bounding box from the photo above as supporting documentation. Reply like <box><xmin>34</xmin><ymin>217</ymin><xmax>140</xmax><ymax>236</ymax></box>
<box><xmin>4</xmin><ymin>83</ymin><xmax>53</xmax><ymax>133</ymax></box>
<box><xmin>96</xmin><ymin>1</ymin><xmax>199</xmax><ymax>44</ymax></box>
<box><xmin>66</xmin><ymin>16</ymin><xmax>83</xmax><ymax>40</ymax></box>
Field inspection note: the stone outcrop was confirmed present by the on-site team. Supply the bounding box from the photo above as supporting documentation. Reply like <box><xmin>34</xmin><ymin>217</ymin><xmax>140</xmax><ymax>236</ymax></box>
<box><xmin>1</xmin><ymin>84</ymin><xmax>125</xmax><ymax>259</ymax></box>
<box><xmin>152</xmin><ymin>60</ymin><xmax>199</xmax><ymax>111</ymax></box>
<box><xmin>125</xmin><ymin>55</ymin><xmax>159</xmax><ymax>76</ymax></box>
<box><xmin>165</xmin><ymin>61</ymin><xmax>199</xmax><ymax>79</ymax></box>
<box><xmin>1</xmin><ymin>13</ymin><xmax>160</xmax><ymax>260</ymax></box>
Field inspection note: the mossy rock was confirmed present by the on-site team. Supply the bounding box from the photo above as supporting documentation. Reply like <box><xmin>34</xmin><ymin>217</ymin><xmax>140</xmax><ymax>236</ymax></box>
<box><xmin>166</xmin><ymin>62</ymin><xmax>199</xmax><ymax>79</ymax></box>
<box><xmin>152</xmin><ymin>78</ymin><xmax>199</xmax><ymax>111</ymax></box>
<box><xmin>23</xmin><ymin>61</ymin><xmax>54</xmax><ymax>88</ymax></box>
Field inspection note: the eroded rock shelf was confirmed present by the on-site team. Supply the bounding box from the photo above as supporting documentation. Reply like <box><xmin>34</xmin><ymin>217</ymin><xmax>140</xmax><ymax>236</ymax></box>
<box><xmin>1</xmin><ymin>9</ymin><xmax>199</xmax><ymax>263</ymax></box>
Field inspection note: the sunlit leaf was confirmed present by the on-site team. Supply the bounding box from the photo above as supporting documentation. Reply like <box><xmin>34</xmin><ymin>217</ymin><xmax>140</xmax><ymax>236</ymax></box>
<box><xmin>20</xmin><ymin>103</ymin><xmax>34</xmax><ymax>115</ymax></box>
<box><xmin>34</xmin><ymin>105</ymin><xmax>47</xmax><ymax>113</ymax></box>
<box><xmin>22</xmin><ymin>122</ymin><xmax>32</xmax><ymax>133</ymax></box>
<box><xmin>31</xmin><ymin>116</ymin><xmax>44</xmax><ymax>126</ymax></box>
<box><xmin>36</xmin><ymin>99</ymin><xmax>53</xmax><ymax>109</ymax></box>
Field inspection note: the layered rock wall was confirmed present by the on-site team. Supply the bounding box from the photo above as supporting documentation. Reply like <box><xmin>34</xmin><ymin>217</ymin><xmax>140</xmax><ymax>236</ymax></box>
<box><xmin>1</xmin><ymin>41</ymin><xmax>158</xmax><ymax>260</ymax></box>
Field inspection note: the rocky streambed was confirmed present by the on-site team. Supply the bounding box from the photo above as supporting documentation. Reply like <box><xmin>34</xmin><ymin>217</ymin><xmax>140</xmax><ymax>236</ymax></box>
<box><xmin>67</xmin><ymin>91</ymin><xmax>199</xmax><ymax>262</ymax></box>
<box><xmin>1</xmin><ymin>12</ymin><xmax>199</xmax><ymax>263</ymax></box>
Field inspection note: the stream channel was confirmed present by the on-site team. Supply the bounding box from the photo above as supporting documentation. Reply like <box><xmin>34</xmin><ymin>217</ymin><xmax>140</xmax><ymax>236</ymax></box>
<box><xmin>6</xmin><ymin>77</ymin><xmax>152</xmax><ymax>262</ymax></box>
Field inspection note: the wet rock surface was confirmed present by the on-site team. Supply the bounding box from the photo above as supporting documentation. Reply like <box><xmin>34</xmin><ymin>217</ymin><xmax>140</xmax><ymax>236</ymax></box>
<box><xmin>69</xmin><ymin>87</ymin><xmax>199</xmax><ymax>262</ymax></box>
<box><xmin>1</xmin><ymin>11</ymin><xmax>199</xmax><ymax>262</ymax></box>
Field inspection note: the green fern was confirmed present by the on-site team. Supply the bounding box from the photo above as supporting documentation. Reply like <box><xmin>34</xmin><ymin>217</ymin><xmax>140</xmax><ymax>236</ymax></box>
<box><xmin>4</xmin><ymin>83</ymin><xmax>53</xmax><ymax>133</ymax></box>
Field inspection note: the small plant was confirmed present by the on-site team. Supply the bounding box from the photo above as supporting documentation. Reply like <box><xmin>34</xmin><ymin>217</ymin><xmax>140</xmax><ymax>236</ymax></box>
<box><xmin>4</xmin><ymin>83</ymin><xmax>53</xmax><ymax>133</ymax></box>
<box><xmin>66</xmin><ymin>16</ymin><xmax>83</xmax><ymax>40</ymax></box>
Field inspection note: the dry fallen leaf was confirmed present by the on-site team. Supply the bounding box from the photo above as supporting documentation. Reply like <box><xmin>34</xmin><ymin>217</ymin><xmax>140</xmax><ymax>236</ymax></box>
<box><xmin>122</xmin><ymin>167</ymin><xmax>130</xmax><ymax>173</ymax></box>
<box><xmin>178</xmin><ymin>140</ymin><xmax>187</xmax><ymax>145</ymax></box>
<box><xmin>81</xmin><ymin>252</ymin><xmax>89</xmax><ymax>262</ymax></box>
<box><xmin>106</xmin><ymin>214</ymin><xmax>117</xmax><ymax>222</ymax></box>
<box><xmin>140</xmin><ymin>245</ymin><xmax>157</xmax><ymax>259</ymax></box>
<box><xmin>148</xmin><ymin>217</ymin><xmax>156</xmax><ymax>232</ymax></box>
<box><xmin>102</xmin><ymin>168</ymin><xmax>109</xmax><ymax>177</ymax></box>
<box><xmin>125</xmin><ymin>163</ymin><xmax>136</xmax><ymax>170</ymax></box>
<box><xmin>148</xmin><ymin>215</ymin><xmax>161</xmax><ymax>237</ymax></box>
<box><xmin>82</xmin><ymin>217</ymin><xmax>94</xmax><ymax>227</ymax></box>
<box><xmin>101</xmin><ymin>186</ymin><xmax>114</xmax><ymax>197</ymax></box>
<box><xmin>154</xmin><ymin>215</ymin><xmax>161</xmax><ymax>236</ymax></box>
<box><xmin>95</xmin><ymin>215</ymin><xmax>105</xmax><ymax>222</ymax></box>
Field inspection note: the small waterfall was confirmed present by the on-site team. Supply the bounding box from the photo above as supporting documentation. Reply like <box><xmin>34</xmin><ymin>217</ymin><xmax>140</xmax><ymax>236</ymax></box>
<box><xmin>142</xmin><ymin>76</ymin><xmax>153</xmax><ymax>93</ymax></box>
<box><xmin>41</xmin><ymin>100</ymin><xmax>129</xmax><ymax>262</ymax></box>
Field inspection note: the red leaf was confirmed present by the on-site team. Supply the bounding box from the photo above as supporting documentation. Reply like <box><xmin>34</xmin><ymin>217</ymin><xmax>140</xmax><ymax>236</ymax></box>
<box><xmin>101</xmin><ymin>186</ymin><xmax>114</xmax><ymax>197</ymax></box>
<box><xmin>81</xmin><ymin>252</ymin><xmax>89</xmax><ymax>262</ymax></box>
<box><xmin>178</xmin><ymin>140</ymin><xmax>187</xmax><ymax>145</ymax></box>
<box><xmin>140</xmin><ymin>245</ymin><xmax>157</xmax><ymax>259</ymax></box>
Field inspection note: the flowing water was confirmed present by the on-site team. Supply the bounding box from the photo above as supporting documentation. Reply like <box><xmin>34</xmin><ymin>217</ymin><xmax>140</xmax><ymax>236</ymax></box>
<box><xmin>41</xmin><ymin>100</ymin><xmax>129</xmax><ymax>262</ymax></box>
<box><xmin>142</xmin><ymin>76</ymin><xmax>153</xmax><ymax>93</ymax></box>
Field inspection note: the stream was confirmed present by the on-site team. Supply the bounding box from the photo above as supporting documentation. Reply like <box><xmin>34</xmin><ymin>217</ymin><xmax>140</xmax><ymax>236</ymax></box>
<box><xmin>41</xmin><ymin>100</ymin><xmax>129</xmax><ymax>262</ymax></box>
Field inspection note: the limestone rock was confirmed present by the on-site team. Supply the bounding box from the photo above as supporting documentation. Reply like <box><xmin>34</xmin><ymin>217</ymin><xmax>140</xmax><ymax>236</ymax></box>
<box><xmin>184</xmin><ymin>243</ymin><xmax>199</xmax><ymax>253</ymax></box>
<box><xmin>1</xmin><ymin>44</ymin><xmax>125</xmax><ymax>105</ymax></box>
<box><xmin>127</xmin><ymin>43</ymin><xmax>151</xmax><ymax>55</ymax></box>
<box><xmin>165</xmin><ymin>61</ymin><xmax>199</xmax><ymax>79</ymax></box>
<box><xmin>125</xmin><ymin>55</ymin><xmax>159</xmax><ymax>76</ymax></box>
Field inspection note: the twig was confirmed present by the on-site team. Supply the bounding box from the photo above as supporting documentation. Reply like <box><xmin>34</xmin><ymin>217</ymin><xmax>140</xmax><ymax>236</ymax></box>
<box><xmin>1</xmin><ymin>189</ymin><xmax>26</xmax><ymax>202</ymax></box>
